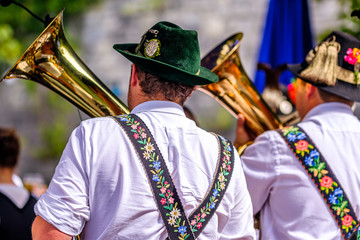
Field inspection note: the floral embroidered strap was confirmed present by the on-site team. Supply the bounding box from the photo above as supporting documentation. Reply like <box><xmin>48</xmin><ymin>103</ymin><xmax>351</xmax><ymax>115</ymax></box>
<box><xmin>112</xmin><ymin>114</ymin><xmax>234</xmax><ymax>239</ymax></box>
<box><xmin>277</xmin><ymin>125</ymin><xmax>359</xmax><ymax>239</ymax></box>
<box><xmin>349</xmin><ymin>223</ymin><xmax>360</xmax><ymax>240</ymax></box>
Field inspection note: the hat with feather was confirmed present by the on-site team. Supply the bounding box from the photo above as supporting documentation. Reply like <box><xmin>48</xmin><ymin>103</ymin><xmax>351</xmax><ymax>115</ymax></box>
<box><xmin>287</xmin><ymin>31</ymin><xmax>360</xmax><ymax>101</ymax></box>
<box><xmin>113</xmin><ymin>21</ymin><xmax>218</xmax><ymax>86</ymax></box>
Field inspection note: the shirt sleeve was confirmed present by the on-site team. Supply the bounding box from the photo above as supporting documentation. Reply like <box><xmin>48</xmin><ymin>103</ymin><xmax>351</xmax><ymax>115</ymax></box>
<box><xmin>34</xmin><ymin>123</ymin><xmax>90</xmax><ymax>236</ymax></box>
<box><xmin>240</xmin><ymin>131</ymin><xmax>280</xmax><ymax>215</ymax></box>
<box><xmin>219</xmin><ymin>146</ymin><xmax>256</xmax><ymax>240</ymax></box>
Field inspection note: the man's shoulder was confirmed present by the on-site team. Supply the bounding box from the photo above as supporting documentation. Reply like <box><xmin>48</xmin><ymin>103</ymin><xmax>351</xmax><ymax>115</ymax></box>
<box><xmin>78</xmin><ymin>116</ymin><xmax>120</xmax><ymax>129</ymax></box>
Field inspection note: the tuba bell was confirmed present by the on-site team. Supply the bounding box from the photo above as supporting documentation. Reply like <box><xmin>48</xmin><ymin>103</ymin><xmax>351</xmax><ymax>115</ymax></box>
<box><xmin>1</xmin><ymin>10</ymin><xmax>129</xmax><ymax>118</ymax></box>
<box><xmin>199</xmin><ymin>33</ymin><xmax>283</xmax><ymax>153</ymax></box>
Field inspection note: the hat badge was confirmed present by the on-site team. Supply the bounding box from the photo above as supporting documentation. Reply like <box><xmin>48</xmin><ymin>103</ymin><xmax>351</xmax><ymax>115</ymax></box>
<box><xmin>144</xmin><ymin>29</ymin><xmax>161</xmax><ymax>58</ymax></box>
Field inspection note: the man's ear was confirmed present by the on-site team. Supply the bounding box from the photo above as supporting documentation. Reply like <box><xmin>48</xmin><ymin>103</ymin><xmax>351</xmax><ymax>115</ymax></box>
<box><xmin>306</xmin><ymin>83</ymin><xmax>317</xmax><ymax>99</ymax></box>
<box><xmin>130</xmin><ymin>64</ymin><xmax>138</xmax><ymax>87</ymax></box>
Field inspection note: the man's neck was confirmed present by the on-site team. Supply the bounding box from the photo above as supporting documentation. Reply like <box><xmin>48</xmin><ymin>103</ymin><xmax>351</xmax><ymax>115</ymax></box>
<box><xmin>0</xmin><ymin>167</ymin><xmax>15</xmax><ymax>184</ymax></box>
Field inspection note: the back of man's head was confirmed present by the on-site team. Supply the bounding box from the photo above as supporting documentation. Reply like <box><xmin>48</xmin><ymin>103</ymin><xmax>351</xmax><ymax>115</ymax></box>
<box><xmin>135</xmin><ymin>65</ymin><xmax>194</xmax><ymax>106</ymax></box>
<box><xmin>0</xmin><ymin>127</ymin><xmax>20</xmax><ymax>168</ymax></box>
<box><xmin>317</xmin><ymin>87</ymin><xmax>353</xmax><ymax>106</ymax></box>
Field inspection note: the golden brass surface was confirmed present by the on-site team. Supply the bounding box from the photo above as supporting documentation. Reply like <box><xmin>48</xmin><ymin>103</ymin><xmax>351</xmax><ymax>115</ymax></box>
<box><xmin>1</xmin><ymin>10</ymin><xmax>129</xmax><ymax>118</ymax></box>
<box><xmin>200</xmin><ymin>33</ymin><xmax>283</xmax><ymax>151</ymax></box>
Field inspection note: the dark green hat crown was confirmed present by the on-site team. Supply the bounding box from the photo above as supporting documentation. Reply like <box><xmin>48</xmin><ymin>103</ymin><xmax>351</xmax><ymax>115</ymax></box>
<box><xmin>113</xmin><ymin>21</ymin><xmax>218</xmax><ymax>85</ymax></box>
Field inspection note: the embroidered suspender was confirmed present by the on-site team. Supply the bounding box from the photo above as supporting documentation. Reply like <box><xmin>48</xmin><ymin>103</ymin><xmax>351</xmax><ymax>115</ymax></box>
<box><xmin>277</xmin><ymin>125</ymin><xmax>359</xmax><ymax>239</ymax></box>
<box><xmin>112</xmin><ymin>114</ymin><xmax>234</xmax><ymax>239</ymax></box>
<box><xmin>349</xmin><ymin>223</ymin><xmax>360</xmax><ymax>240</ymax></box>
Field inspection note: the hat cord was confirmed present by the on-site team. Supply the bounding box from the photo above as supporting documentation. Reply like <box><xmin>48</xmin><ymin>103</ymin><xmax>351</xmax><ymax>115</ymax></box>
<box><xmin>301</xmin><ymin>36</ymin><xmax>340</xmax><ymax>86</ymax></box>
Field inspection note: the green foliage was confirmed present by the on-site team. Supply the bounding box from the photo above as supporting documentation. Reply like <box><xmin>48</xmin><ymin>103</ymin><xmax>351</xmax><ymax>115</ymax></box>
<box><xmin>121</xmin><ymin>0</ymin><xmax>167</xmax><ymax>16</ymax></box>
<box><xmin>35</xmin><ymin>119</ymin><xmax>69</xmax><ymax>160</ymax></box>
<box><xmin>337</xmin><ymin>0</ymin><xmax>360</xmax><ymax>37</ymax></box>
<box><xmin>0</xmin><ymin>24</ymin><xmax>22</xmax><ymax>65</ymax></box>
<box><xmin>316</xmin><ymin>0</ymin><xmax>360</xmax><ymax>40</ymax></box>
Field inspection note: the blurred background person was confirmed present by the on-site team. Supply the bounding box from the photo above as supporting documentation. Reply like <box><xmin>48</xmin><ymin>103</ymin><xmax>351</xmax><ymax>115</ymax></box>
<box><xmin>0</xmin><ymin>127</ymin><xmax>37</xmax><ymax>240</ymax></box>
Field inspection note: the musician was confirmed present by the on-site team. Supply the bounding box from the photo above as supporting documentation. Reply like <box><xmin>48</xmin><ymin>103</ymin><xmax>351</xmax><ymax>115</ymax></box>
<box><xmin>0</xmin><ymin>127</ymin><xmax>37</xmax><ymax>240</ymax></box>
<box><xmin>234</xmin><ymin>31</ymin><xmax>360</xmax><ymax>239</ymax></box>
<box><xmin>32</xmin><ymin>21</ymin><xmax>256</xmax><ymax>239</ymax></box>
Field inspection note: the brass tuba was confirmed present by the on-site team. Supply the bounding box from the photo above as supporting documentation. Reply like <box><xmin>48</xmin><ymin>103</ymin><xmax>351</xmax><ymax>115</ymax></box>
<box><xmin>1</xmin><ymin>10</ymin><xmax>129</xmax><ymax>118</ymax></box>
<box><xmin>199</xmin><ymin>33</ymin><xmax>283</xmax><ymax>152</ymax></box>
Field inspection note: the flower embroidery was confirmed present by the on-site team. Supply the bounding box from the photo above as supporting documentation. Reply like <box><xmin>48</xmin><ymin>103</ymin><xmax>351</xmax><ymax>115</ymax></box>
<box><xmin>296</xmin><ymin>140</ymin><xmax>309</xmax><ymax>151</ymax></box>
<box><xmin>143</xmin><ymin>151</ymin><xmax>151</xmax><ymax>160</ymax></box>
<box><xmin>341</xmin><ymin>214</ymin><xmax>357</xmax><ymax>233</ymax></box>
<box><xmin>309</xmin><ymin>150</ymin><xmax>320</xmax><ymax>159</ymax></box>
<box><xmin>329</xmin><ymin>193</ymin><xmax>339</xmax><ymax>204</ymax></box>
<box><xmin>287</xmin><ymin>132</ymin><xmax>297</xmax><ymax>142</ymax></box>
<box><xmin>334</xmin><ymin>188</ymin><xmax>343</xmax><ymax>196</ymax></box>
<box><xmin>279</xmin><ymin>126</ymin><xmax>359</xmax><ymax>237</ymax></box>
<box><xmin>144</xmin><ymin>142</ymin><xmax>154</xmax><ymax>153</ymax></box>
<box><xmin>133</xmin><ymin>132</ymin><xmax>139</xmax><ymax>139</ymax></box>
<box><xmin>177</xmin><ymin>226</ymin><xmax>187</xmax><ymax>236</ymax></box>
<box><xmin>320</xmin><ymin>176</ymin><xmax>333</xmax><ymax>188</ymax></box>
<box><xmin>297</xmin><ymin>132</ymin><xmax>306</xmax><ymax>140</ymax></box>
<box><xmin>168</xmin><ymin>217</ymin><xmax>176</xmax><ymax>226</ymax></box>
<box><xmin>295</xmin><ymin>140</ymin><xmax>314</xmax><ymax>157</ymax></box>
<box><xmin>320</xmin><ymin>176</ymin><xmax>337</xmax><ymax>194</ymax></box>
<box><xmin>218</xmin><ymin>172</ymin><xmax>225</xmax><ymax>182</ymax></box>
<box><xmin>304</xmin><ymin>155</ymin><xmax>315</xmax><ymax>166</ymax></box>
<box><xmin>117</xmin><ymin>114</ymin><xmax>233</xmax><ymax>239</ymax></box>
<box><xmin>342</xmin><ymin>215</ymin><xmax>354</xmax><ymax>227</ymax></box>
<box><xmin>189</xmin><ymin>137</ymin><xmax>233</xmax><ymax>234</ymax></box>
<box><xmin>152</xmin><ymin>175</ymin><xmax>160</xmax><ymax>182</ymax></box>
<box><xmin>153</xmin><ymin>160</ymin><xmax>161</xmax><ymax>171</ymax></box>
<box><xmin>213</xmin><ymin>189</ymin><xmax>219</xmax><ymax>198</ymax></box>
<box><xmin>170</xmin><ymin>208</ymin><xmax>181</xmax><ymax>219</ymax></box>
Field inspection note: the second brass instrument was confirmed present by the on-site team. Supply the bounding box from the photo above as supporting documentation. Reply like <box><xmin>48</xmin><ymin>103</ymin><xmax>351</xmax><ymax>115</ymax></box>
<box><xmin>200</xmin><ymin>33</ymin><xmax>283</xmax><ymax>152</ymax></box>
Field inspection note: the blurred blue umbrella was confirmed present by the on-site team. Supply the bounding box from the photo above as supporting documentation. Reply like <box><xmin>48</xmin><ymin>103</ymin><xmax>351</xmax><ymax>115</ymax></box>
<box><xmin>254</xmin><ymin>0</ymin><xmax>314</xmax><ymax>93</ymax></box>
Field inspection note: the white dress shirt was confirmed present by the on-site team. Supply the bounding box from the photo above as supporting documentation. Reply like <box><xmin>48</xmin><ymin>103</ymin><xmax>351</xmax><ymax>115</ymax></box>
<box><xmin>241</xmin><ymin>102</ymin><xmax>360</xmax><ymax>240</ymax></box>
<box><xmin>35</xmin><ymin>101</ymin><xmax>255</xmax><ymax>240</ymax></box>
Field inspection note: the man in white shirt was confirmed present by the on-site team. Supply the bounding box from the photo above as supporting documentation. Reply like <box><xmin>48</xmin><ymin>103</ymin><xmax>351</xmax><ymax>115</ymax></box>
<box><xmin>32</xmin><ymin>21</ymin><xmax>256</xmax><ymax>239</ymax></box>
<box><xmin>234</xmin><ymin>31</ymin><xmax>360</xmax><ymax>240</ymax></box>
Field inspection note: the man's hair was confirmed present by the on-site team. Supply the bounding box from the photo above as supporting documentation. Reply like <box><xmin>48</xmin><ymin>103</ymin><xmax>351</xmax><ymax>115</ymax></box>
<box><xmin>135</xmin><ymin>66</ymin><xmax>195</xmax><ymax>106</ymax></box>
<box><xmin>0</xmin><ymin>128</ymin><xmax>20</xmax><ymax>168</ymax></box>
<box><xmin>317</xmin><ymin>88</ymin><xmax>353</xmax><ymax>105</ymax></box>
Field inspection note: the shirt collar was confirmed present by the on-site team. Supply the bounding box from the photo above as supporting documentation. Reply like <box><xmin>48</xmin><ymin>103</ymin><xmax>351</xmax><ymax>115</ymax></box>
<box><xmin>303</xmin><ymin>102</ymin><xmax>353</xmax><ymax>121</ymax></box>
<box><xmin>131</xmin><ymin>101</ymin><xmax>185</xmax><ymax>117</ymax></box>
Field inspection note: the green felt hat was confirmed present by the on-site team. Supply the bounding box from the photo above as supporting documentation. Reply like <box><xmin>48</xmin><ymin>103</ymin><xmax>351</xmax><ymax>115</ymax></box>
<box><xmin>113</xmin><ymin>21</ymin><xmax>219</xmax><ymax>86</ymax></box>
